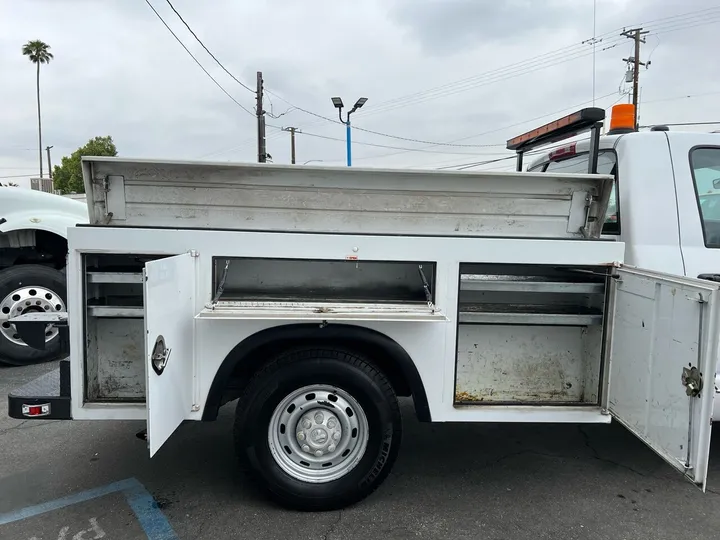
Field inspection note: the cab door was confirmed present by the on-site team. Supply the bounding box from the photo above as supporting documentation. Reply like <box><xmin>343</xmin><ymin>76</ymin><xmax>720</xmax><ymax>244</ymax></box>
<box><xmin>144</xmin><ymin>252</ymin><xmax>197</xmax><ymax>456</ymax></box>
<box><xmin>606</xmin><ymin>266</ymin><xmax>719</xmax><ymax>489</ymax></box>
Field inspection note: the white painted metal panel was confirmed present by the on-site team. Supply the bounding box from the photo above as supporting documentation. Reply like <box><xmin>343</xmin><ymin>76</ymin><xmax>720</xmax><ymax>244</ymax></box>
<box><xmin>456</xmin><ymin>325</ymin><xmax>601</xmax><ymax>404</ymax></box>
<box><xmin>90</xmin><ymin>318</ymin><xmax>145</xmax><ymax>400</ymax></box>
<box><xmin>144</xmin><ymin>252</ymin><xmax>196</xmax><ymax>456</ymax></box>
<box><xmin>81</xmin><ymin>157</ymin><xmax>613</xmax><ymax>238</ymax></box>
<box><xmin>608</xmin><ymin>267</ymin><xmax>719</xmax><ymax>489</ymax></box>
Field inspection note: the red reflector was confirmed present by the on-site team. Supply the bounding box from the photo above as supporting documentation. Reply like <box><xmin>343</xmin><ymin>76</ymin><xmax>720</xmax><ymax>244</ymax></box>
<box><xmin>22</xmin><ymin>403</ymin><xmax>50</xmax><ymax>417</ymax></box>
<box><xmin>548</xmin><ymin>143</ymin><xmax>576</xmax><ymax>160</ymax></box>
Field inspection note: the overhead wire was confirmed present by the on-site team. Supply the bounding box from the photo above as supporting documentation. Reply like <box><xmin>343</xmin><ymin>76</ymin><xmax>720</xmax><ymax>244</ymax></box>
<box><xmin>162</xmin><ymin>0</ymin><xmax>255</xmax><ymax>93</ymax></box>
<box><xmin>263</xmin><ymin>6</ymin><xmax>720</xmax><ymax>138</ymax></box>
<box><xmin>143</xmin><ymin>0</ymin><xmax>255</xmax><ymax>116</ymax></box>
<box><xmin>350</xmin><ymin>91</ymin><xmax>619</xmax><ymax>163</ymax></box>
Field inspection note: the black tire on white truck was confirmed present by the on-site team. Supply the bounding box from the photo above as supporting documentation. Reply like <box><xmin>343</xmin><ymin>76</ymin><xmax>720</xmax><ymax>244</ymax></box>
<box><xmin>0</xmin><ymin>264</ymin><xmax>67</xmax><ymax>366</ymax></box>
<box><xmin>233</xmin><ymin>347</ymin><xmax>402</xmax><ymax>511</ymax></box>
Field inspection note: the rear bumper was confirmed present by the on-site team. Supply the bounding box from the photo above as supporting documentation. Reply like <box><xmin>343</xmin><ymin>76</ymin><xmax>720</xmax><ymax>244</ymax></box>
<box><xmin>8</xmin><ymin>359</ymin><xmax>72</xmax><ymax>420</ymax></box>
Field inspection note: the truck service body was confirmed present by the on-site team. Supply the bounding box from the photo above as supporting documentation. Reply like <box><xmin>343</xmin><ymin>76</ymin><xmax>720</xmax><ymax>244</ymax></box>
<box><xmin>7</xmin><ymin>108</ymin><xmax>720</xmax><ymax>510</ymax></box>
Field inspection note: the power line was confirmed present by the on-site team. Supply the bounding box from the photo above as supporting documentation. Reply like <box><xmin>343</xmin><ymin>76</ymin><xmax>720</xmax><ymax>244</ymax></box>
<box><xmin>640</xmin><ymin>121</ymin><xmax>720</xmax><ymax>127</ymax></box>
<box><xmin>642</xmin><ymin>90</ymin><xmax>720</xmax><ymax>105</ymax></box>
<box><xmin>265</xmin><ymin>6</ymin><xmax>720</xmax><ymax>136</ymax></box>
<box><xmin>351</xmin><ymin>91</ymin><xmax>620</xmax><ymax>163</ymax></box>
<box><xmin>143</xmin><ymin>0</ymin><xmax>255</xmax><ymax>116</ymax></box>
<box><xmin>162</xmin><ymin>0</ymin><xmax>255</xmax><ymax>93</ymax></box>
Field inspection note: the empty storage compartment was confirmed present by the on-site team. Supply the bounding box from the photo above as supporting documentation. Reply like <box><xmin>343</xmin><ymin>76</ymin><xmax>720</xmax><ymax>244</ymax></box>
<box><xmin>455</xmin><ymin>263</ymin><xmax>609</xmax><ymax>405</ymax></box>
<box><xmin>83</xmin><ymin>254</ymin><xmax>160</xmax><ymax>402</ymax></box>
<box><xmin>211</xmin><ymin>257</ymin><xmax>436</xmax><ymax>304</ymax></box>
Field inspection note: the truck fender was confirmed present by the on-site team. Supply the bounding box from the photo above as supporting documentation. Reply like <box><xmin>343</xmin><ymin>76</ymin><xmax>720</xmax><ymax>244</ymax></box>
<box><xmin>202</xmin><ymin>323</ymin><xmax>432</xmax><ymax>422</ymax></box>
<box><xmin>0</xmin><ymin>212</ymin><xmax>85</xmax><ymax>239</ymax></box>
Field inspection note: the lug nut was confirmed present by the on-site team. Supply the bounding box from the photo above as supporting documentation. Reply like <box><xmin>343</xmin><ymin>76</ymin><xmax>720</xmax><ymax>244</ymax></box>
<box><xmin>315</xmin><ymin>450</ymin><xmax>323</xmax><ymax>457</ymax></box>
<box><xmin>328</xmin><ymin>444</ymin><xmax>336</xmax><ymax>453</ymax></box>
<box><xmin>302</xmin><ymin>444</ymin><xmax>310</xmax><ymax>453</ymax></box>
<box><xmin>314</xmin><ymin>412</ymin><xmax>324</xmax><ymax>424</ymax></box>
<box><xmin>327</xmin><ymin>418</ymin><xmax>337</xmax><ymax>429</ymax></box>
<box><xmin>302</xmin><ymin>419</ymin><xmax>312</xmax><ymax>429</ymax></box>
<box><xmin>333</xmin><ymin>432</ymin><xmax>341</xmax><ymax>441</ymax></box>
<box><xmin>297</xmin><ymin>432</ymin><xmax>305</xmax><ymax>441</ymax></box>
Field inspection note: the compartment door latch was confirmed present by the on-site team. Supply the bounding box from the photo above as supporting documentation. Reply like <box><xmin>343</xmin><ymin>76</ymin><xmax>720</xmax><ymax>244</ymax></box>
<box><xmin>151</xmin><ymin>335</ymin><xmax>171</xmax><ymax>376</ymax></box>
<box><xmin>681</xmin><ymin>366</ymin><xmax>703</xmax><ymax>397</ymax></box>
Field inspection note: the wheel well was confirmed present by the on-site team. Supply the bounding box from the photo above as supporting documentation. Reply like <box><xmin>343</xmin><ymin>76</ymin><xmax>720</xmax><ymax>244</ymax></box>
<box><xmin>202</xmin><ymin>323</ymin><xmax>431</xmax><ymax>422</ymax></box>
<box><xmin>0</xmin><ymin>229</ymin><xmax>68</xmax><ymax>269</ymax></box>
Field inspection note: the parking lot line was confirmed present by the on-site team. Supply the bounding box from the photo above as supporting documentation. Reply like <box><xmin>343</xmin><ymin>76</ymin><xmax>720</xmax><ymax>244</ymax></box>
<box><xmin>0</xmin><ymin>477</ymin><xmax>177</xmax><ymax>539</ymax></box>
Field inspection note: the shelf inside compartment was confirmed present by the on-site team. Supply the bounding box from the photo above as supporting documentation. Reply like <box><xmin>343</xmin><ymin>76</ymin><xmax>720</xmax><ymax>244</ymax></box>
<box><xmin>458</xmin><ymin>303</ymin><xmax>603</xmax><ymax>326</ymax></box>
<box><xmin>197</xmin><ymin>301</ymin><xmax>448</xmax><ymax>322</ymax></box>
<box><xmin>460</xmin><ymin>276</ymin><xmax>604</xmax><ymax>295</ymax></box>
<box><xmin>86</xmin><ymin>272</ymin><xmax>143</xmax><ymax>284</ymax></box>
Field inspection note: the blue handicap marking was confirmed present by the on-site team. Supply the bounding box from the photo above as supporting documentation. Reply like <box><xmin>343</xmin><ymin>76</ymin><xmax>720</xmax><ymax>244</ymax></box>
<box><xmin>0</xmin><ymin>477</ymin><xmax>177</xmax><ymax>540</ymax></box>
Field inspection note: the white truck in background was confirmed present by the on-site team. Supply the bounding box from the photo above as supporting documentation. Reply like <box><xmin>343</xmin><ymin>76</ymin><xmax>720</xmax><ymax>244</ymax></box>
<box><xmin>525</xmin><ymin>103</ymin><xmax>720</xmax><ymax>417</ymax></box>
<box><xmin>0</xmin><ymin>188</ymin><xmax>88</xmax><ymax>365</ymax></box>
<box><xmin>6</xmin><ymin>107</ymin><xmax>720</xmax><ymax>511</ymax></box>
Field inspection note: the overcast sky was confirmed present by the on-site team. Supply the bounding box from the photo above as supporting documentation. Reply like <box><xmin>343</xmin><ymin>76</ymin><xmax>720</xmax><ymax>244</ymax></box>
<box><xmin>1</xmin><ymin>0</ymin><xmax>720</xmax><ymax>186</ymax></box>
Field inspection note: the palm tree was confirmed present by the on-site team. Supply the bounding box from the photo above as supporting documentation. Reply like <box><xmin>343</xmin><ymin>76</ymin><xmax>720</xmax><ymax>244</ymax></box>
<box><xmin>22</xmin><ymin>40</ymin><xmax>53</xmax><ymax>178</ymax></box>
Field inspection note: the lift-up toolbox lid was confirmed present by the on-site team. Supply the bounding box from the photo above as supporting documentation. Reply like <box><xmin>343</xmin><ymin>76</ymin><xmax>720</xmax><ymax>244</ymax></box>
<box><xmin>81</xmin><ymin>157</ymin><xmax>613</xmax><ymax>238</ymax></box>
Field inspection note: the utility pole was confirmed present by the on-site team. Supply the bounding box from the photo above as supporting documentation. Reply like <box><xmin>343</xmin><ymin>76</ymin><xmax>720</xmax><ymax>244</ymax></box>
<box><xmin>45</xmin><ymin>145</ymin><xmax>53</xmax><ymax>179</ymax></box>
<box><xmin>256</xmin><ymin>71</ymin><xmax>267</xmax><ymax>163</ymax></box>
<box><xmin>282</xmin><ymin>127</ymin><xmax>300</xmax><ymax>164</ymax></box>
<box><xmin>621</xmin><ymin>27</ymin><xmax>649</xmax><ymax>130</ymax></box>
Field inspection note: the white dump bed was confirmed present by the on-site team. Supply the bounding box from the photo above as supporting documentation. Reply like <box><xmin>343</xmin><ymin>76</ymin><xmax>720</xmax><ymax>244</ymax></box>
<box><xmin>81</xmin><ymin>157</ymin><xmax>613</xmax><ymax>238</ymax></box>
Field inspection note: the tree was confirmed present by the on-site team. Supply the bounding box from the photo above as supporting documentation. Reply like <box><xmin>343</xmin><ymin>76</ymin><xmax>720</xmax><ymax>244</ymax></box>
<box><xmin>53</xmin><ymin>136</ymin><xmax>118</xmax><ymax>194</ymax></box>
<box><xmin>22</xmin><ymin>40</ymin><xmax>53</xmax><ymax>179</ymax></box>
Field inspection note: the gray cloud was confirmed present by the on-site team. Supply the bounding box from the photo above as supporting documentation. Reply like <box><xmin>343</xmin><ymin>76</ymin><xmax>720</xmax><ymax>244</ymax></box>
<box><xmin>390</xmin><ymin>0</ymin><xmax>586</xmax><ymax>55</ymax></box>
<box><xmin>1</xmin><ymin>0</ymin><xmax>720</xmax><ymax>180</ymax></box>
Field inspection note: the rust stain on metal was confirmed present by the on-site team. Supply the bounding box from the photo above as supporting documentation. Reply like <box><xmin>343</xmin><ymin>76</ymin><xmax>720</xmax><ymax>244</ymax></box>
<box><xmin>455</xmin><ymin>390</ymin><xmax>483</xmax><ymax>403</ymax></box>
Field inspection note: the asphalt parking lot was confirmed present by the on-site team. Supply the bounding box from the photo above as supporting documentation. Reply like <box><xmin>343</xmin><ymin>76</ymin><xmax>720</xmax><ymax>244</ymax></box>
<box><xmin>2</xmin><ymin>361</ymin><xmax>720</xmax><ymax>540</ymax></box>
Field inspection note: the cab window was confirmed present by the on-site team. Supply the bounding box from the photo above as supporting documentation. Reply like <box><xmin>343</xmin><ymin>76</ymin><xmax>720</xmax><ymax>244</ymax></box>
<box><xmin>529</xmin><ymin>151</ymin><xmax>619</xmax><ymax>234</ymax></box>
<box><xmin>690</xmin><ymin>147</ymin><xmax>720</xmax><ymax>248</ymax></box>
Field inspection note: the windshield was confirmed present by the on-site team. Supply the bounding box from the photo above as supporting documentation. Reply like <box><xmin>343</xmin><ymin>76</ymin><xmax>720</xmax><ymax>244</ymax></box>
<box><xmin>690</xmin><ymin>147</ymin><xmax>720</xmax><ymax>248</ymax></box>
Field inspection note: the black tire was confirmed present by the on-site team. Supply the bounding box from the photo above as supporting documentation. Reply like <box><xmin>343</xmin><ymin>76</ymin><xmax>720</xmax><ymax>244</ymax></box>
<box><xmin>234</xmin><ymin>347</ymin><xmax>402</xmax><ymax>511</ymax></box>
<box><xmin>0</xmin><ymin>265</ymin><xmax>67</xmax><ymax>366</ymax></box>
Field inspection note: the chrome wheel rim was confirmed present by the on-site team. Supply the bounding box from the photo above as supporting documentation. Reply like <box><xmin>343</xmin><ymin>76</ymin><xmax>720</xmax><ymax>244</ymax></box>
<box><xmin>0</xmin><ymin>286</ymin><xmax>66</xmax><ymax>347</ymax></box>
<box><xmin>268</xmin><ymin>384</ymin><xmax>369</xmax><ymax>483</ymax></box>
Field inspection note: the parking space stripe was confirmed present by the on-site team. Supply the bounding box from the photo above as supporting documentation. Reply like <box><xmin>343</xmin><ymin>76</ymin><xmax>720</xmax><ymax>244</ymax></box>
<box><xmin>0</xmin><ymin>477</ymin><xmax>178</xmax><ymax>540</ymax></box>
<box><xmin>124</xmin><ymin>481</ymin><xmax>178</xmax><ymax>540</ymax></box>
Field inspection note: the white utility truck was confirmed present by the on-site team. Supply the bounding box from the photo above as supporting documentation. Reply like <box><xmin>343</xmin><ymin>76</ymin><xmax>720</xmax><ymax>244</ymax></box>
<box><xmin>0</xmin><ymin>188</ymin><xmax>87</xmax><ymax>365</ymax></box>
<box><xmin>7</xmin><ymin>108</ymin><xmax>720</xmax><ymax>511</ymax></box>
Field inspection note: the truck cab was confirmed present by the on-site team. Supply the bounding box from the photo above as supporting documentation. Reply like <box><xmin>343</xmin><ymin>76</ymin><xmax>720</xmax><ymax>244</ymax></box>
<box><xmin>526</xmin><ymin>107</ymin><xmax>720</xmax><ymax>416</ymax></box>
<box><xmin>0</xmin><ymin>188</ymin><xmax>88</xmax><ymax>365</ymax></box>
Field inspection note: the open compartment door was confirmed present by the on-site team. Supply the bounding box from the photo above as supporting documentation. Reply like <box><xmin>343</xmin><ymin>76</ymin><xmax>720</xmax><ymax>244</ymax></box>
<box><xmin>144</xmin><ymin>252</ymin><xmax>197</xmax><ymax>456</ymax></box>
<box><xmin>607</xmin><ymin>267</ymin><xmax>720</xmax><ymax>490</ymax></box>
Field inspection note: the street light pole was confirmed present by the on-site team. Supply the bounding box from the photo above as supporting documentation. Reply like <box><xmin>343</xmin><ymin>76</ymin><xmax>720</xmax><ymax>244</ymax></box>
<box><xmin>331</xmin><ymin>96</ymin><xmax>368</xmax><ymax>167</ymax></box>
<box><xmin>346</xmin><ymin>120</ymin><xmax>352</xmax><ymax>167</ymax></box>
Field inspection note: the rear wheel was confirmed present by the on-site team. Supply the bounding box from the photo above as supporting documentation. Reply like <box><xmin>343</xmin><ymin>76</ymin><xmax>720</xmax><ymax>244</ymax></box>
<box><xmin>234</xmin><ymin>347</ymin><xmax>402</xmax><ymax>511</ymax></box>
<box><xmin>0</xmin><ymin>265</ymin><xmax>67</xmax><ymax>366</ymax></box>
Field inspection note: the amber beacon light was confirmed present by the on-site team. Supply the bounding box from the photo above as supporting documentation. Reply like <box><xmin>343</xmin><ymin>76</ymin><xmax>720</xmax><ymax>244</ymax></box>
<box><xmin>608</xmin><ymin>104</ymin><xmax>636</xmax><ymax>134</ymax></box>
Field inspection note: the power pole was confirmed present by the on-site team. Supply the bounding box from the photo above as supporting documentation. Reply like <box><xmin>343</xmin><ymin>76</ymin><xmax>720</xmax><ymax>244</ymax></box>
<box><xmin>45</xmin><ymin>145</ymin><xmax>53</xmax><ymax>180</ymax></box>
<box><xmin>621</xmin><ymin>27</ymin><xmax>649</xmax><ymax>130</ymax></box>
<box><xmin>282</xmin><ymin>127</ymin><xmax>300</xmax><ymax>164</ymax></box>
<box><xmin>256</xmin><ymin>71</ymin><xmax>267</xmax><ymax>163</ymax></box>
